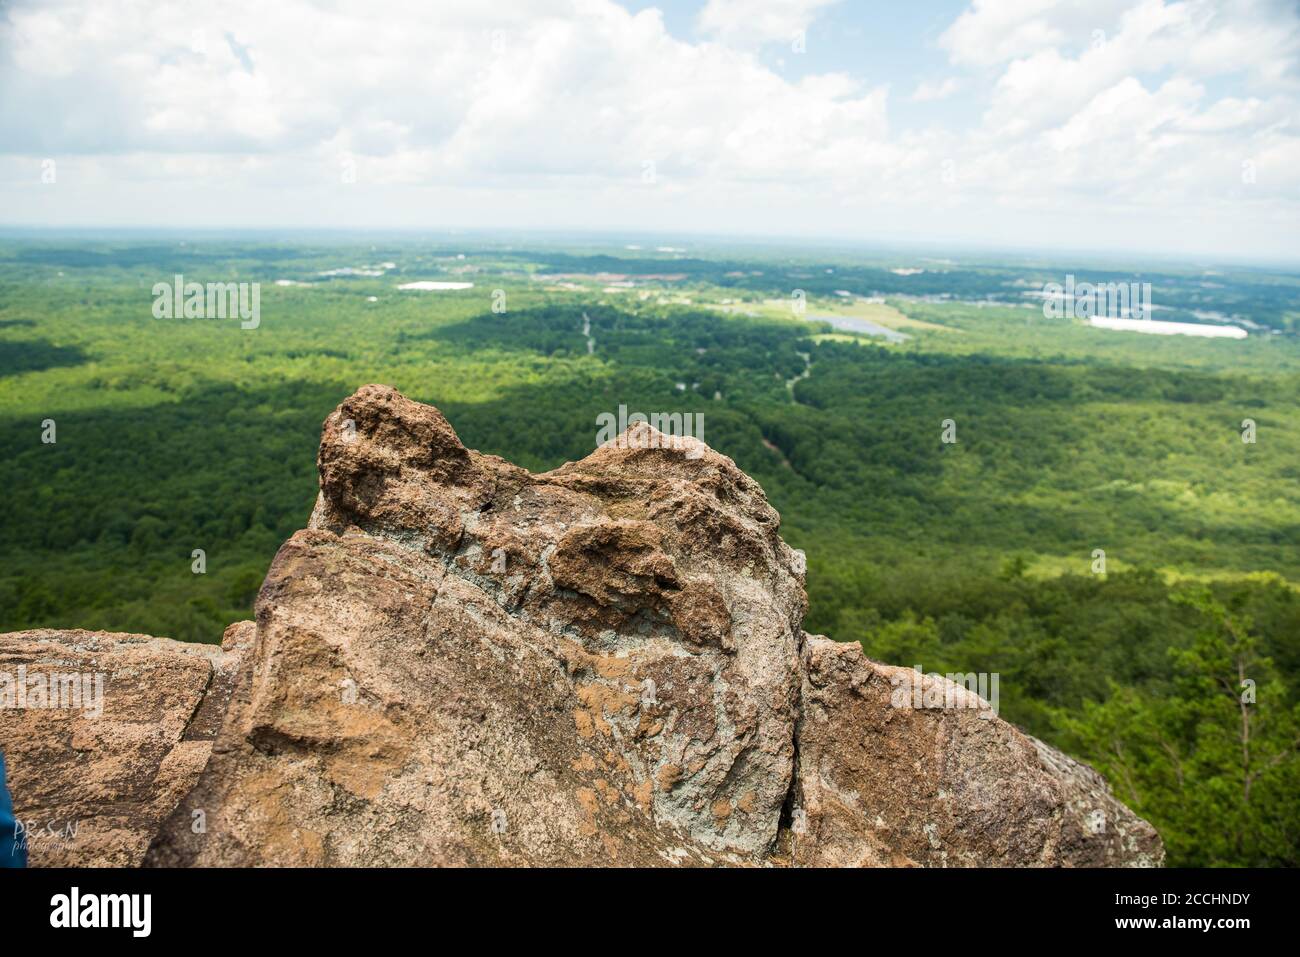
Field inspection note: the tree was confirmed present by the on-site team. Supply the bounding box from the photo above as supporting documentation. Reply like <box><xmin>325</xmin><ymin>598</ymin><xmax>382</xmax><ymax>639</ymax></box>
<box><xmin>1060</xmin><ymin>587</ymin><xmax>1300</xmax><ymax>866</ymax></box>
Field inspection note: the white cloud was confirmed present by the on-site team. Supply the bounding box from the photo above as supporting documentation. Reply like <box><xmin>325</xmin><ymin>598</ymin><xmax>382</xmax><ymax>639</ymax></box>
<box><xmin>940</xmin><ymin>0</ymin><xmax>1091</xmax><ymax>67</ymax></box>
<box><xmin>933</xmin><ymin>0</ymin><xmax>1300</xmax><ymax>233</ymax></box>
<box><xmin>0</xmin><ymin>0</ymin><xmax>1296</xmax><ymax>258</ymax></box>
<box><xmin>696</xmin><ymin>0</ymin><xmax>840</xmax><ymax>48</ymax></box>
<box><xmin>911</xmin><ymin>77</ymin><xmax>962</xmax><ymax>102</ymax></box>
<box><xmin>0</xmin><ymin>0</ymin><xmax>883</xmax><ymax>185</ymax></box>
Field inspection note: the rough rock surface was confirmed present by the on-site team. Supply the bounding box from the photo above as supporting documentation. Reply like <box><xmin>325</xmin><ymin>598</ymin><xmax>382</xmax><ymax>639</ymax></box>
<box><xmin>147</xmin><ymin>384</ymin><xmax>805</xmax><ymax>866</ymax></box>
<box><xmin>790</xmin><ymin>636</ymin><xmax>1164</xmax><ymax>867</ymax></box>
<box><xmin>1</xmin><ymin>385</ymin><xmax>1164</xmax><ymax>867</ymax></box>
<box><xmin>0</xmin><ymin>624</ymin><xmax>250</xmax><ymax>866</ymax></box>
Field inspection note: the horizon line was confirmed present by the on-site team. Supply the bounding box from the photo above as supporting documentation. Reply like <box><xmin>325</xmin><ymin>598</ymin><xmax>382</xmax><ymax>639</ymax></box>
<box><xmin>2</xmin><ymin>224</ymin><xmax>1298</xmax><ymax>272</ymax></box>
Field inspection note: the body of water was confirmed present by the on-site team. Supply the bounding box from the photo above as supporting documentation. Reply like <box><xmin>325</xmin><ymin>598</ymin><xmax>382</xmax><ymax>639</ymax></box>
<box><xmin>806</xmin><ymin>314</ymin><xmax>910</xmax><ymax>342</ymax></box>
<box><xmin>1090</xmin><ymin>316</ymin><xmax>1247</xmax><ymax>339</ymax></box>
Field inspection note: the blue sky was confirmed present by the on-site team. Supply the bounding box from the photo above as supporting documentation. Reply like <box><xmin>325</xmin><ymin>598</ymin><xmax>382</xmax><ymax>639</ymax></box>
<box><xmin>1</xmin><ymin>0</ymin><xmax>1297</xmax><ymax>260</ymax></box>
<box><xmin>619</xmin><ymin>0</ymin><xmax>964</xmax><ymax>88</ymax></box>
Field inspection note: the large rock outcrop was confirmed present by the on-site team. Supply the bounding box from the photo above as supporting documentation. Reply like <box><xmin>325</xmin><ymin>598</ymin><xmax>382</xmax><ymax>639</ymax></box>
<box><xmin>1</xmin><ymin>385</ymin><xmax>1163</xmax><ymax>867</ymax></box>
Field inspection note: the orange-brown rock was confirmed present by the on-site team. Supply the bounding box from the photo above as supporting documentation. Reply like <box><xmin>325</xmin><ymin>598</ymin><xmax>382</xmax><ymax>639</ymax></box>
<box><xmin>147</xmin><ymin>385</ymin><xmax>805</xmax><ymax>865</ymax></box>
<box><xmin>0</xmin><ymin>623</ymin><xmax>250</xmax><ymax>866</ymax></box>
<box><xmin>790</xmin><ymin>636</ymin><xmax>1164</xmax><ymax>867</ymax></box>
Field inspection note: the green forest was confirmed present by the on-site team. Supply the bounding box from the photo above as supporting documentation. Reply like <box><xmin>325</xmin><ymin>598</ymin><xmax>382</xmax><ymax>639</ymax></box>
<box><xmin>2</xmin><ymin>235</ymin><xmax>1298</xmax><ymax>866</ymax></box>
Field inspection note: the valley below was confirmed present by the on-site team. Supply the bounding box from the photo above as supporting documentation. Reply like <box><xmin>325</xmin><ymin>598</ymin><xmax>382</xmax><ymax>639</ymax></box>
<box><xmin>2</xmin><ymin>234</ymin><xmax>1298</xmax><ymax>865</ymax></box>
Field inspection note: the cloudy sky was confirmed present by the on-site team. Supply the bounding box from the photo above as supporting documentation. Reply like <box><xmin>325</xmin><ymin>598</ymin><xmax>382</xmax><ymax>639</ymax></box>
<box><xmin>1</xmin><ymin>0</ymin><xmax>1298</xmax><ymax>260</ymax></box>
